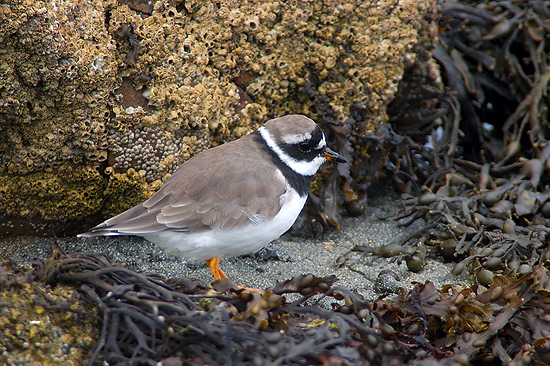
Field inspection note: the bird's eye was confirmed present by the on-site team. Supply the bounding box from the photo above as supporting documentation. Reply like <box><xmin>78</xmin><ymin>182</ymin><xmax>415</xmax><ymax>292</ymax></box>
<box><xmin>298</xmin><ymin>141</ymin><xmax>311</xmax><ymax>153</ymax></box>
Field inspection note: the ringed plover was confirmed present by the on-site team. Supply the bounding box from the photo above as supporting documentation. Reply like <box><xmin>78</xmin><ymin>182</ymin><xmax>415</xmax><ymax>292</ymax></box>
<box><xmin>79</xmin><ymin>114</ymin><xmax>346</xmax><ymax>281</ymax></box>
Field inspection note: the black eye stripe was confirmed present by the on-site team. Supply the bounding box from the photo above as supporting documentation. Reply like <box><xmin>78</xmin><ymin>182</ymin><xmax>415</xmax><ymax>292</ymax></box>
<box><xmin>278</xmin><ymin>127</ymin><xmax>325</xmax><ymax>160</ymax></box>
<box><xmin>297</xmin><ymin>133</ymin><xmax>323</xmax><ymax>150</ymax></box>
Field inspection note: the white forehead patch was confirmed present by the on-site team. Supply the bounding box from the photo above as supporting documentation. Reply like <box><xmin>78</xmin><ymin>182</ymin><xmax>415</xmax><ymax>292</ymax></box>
<box><xmin>315</xmin><ymin>135</ymin><xmax>326</xmax><ymax>150</ymax></box>
<box><xmin>259</xmin><ymin>127</ymin><xmax>325</xmax><ymax>176</ymax></box>
<box><xmin>281</xmin><ymin>133</ymin><xmax>312</xmax><ymax>144</ymax></box>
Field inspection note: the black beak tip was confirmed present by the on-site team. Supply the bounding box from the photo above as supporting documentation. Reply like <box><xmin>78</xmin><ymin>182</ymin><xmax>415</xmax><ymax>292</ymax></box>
<box><xmin>335</xmin><ymin>155</ymin><xmax>347</xmax><ymax>164</ymax></box>
<box><xmin>324</xmin><ymin>147</ymin><xmax>347</xmax><ymax>164</ymax></box>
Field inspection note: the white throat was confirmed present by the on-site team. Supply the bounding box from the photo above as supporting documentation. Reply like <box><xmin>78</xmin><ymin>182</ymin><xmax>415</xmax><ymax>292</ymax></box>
<box><xmin>259</xmin><ymin>126</ymin><xmax>326</xmax><ymax>176</ymax></box>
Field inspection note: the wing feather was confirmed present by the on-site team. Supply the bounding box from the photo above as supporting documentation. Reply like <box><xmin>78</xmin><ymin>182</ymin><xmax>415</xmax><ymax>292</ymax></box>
<box><xmin>80</xmin><ymin>135</ymin><xmax>287</xmax><ymax>237</ymax></box>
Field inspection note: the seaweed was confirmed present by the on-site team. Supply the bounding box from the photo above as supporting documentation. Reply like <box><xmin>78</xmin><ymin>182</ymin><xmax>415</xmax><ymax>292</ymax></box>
<box><xmin>358</xmin><ymin>0</ymin><xmax>550</xmax><ymax>278</ymax></box>
<box><xmin>2</xmin><ymin>251</ymin><xmax>545</xmax><ymax>365</ymax></box>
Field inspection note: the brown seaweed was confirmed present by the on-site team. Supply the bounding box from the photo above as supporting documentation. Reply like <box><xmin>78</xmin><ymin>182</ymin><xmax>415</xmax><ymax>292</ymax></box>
<box><xmin>370</xmin><ymin>0</ymin><xmax>550</xmax><ymax>278</ymax></box>
<box><xmin>3</xmin><ymin>251</ymin><xmax>548</xmax><ymax>365</ymax></box>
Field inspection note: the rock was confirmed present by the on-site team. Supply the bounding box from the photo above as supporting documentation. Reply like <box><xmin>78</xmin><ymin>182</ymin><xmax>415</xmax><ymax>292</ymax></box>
<box><xmin>0</xmin><ymin>0</ymin><xmax>437</xmax><ymax>235</ymax></box>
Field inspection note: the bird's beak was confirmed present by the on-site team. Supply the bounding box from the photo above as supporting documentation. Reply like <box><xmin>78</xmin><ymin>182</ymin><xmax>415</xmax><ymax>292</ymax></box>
<box><xmin>324</xmin><ymin>147</ymin><xmax>347</xmax><ymax>163</ymax></box>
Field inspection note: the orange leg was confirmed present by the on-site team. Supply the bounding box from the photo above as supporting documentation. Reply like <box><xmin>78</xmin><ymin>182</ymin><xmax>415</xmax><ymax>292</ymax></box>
<box><xmin>206</xmin><ymin>257</ymin><xmax>228</xmax><ymax>280</ymax></box>
<box><xmin>206</xmin><ymin>257</ymin><xmax>262</xmax><ymax>292</ymax></box>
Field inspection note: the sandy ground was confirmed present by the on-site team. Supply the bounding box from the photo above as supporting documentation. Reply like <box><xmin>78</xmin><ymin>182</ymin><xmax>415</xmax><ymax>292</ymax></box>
<box><xmin>0</xmin><ymin>198</ymin><xmax>468</xmax><ymax>300</ymax></box>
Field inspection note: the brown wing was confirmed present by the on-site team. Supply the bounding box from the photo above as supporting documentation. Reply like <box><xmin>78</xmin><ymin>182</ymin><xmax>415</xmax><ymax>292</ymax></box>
<box><xmin>80</xmin><ymin>135</ymin><xmax>286</xmax><ymax>236</ymax></box>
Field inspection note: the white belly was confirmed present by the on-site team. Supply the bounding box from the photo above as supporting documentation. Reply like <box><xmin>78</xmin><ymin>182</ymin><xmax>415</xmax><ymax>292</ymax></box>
<box><xmin>142</xmin><ymin>190</ymin><xmax>307</xmax><ymax>260</ymax></box>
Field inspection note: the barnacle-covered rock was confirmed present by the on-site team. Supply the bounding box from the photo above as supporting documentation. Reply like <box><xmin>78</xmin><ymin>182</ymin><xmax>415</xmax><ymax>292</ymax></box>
<box><xmin>0</xmin><ymin>262</ymin><xmax>99</xmax><ymax>365</ymax></box>
<box><xmin>0</xmin><ymin>165</ymin><xmax>105</xmax><ymax>235</ymax></box>
<box><xmin>0</xmin><ymin>0</ymin><xmax>437</xmax><ymax>235</ymax></box>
